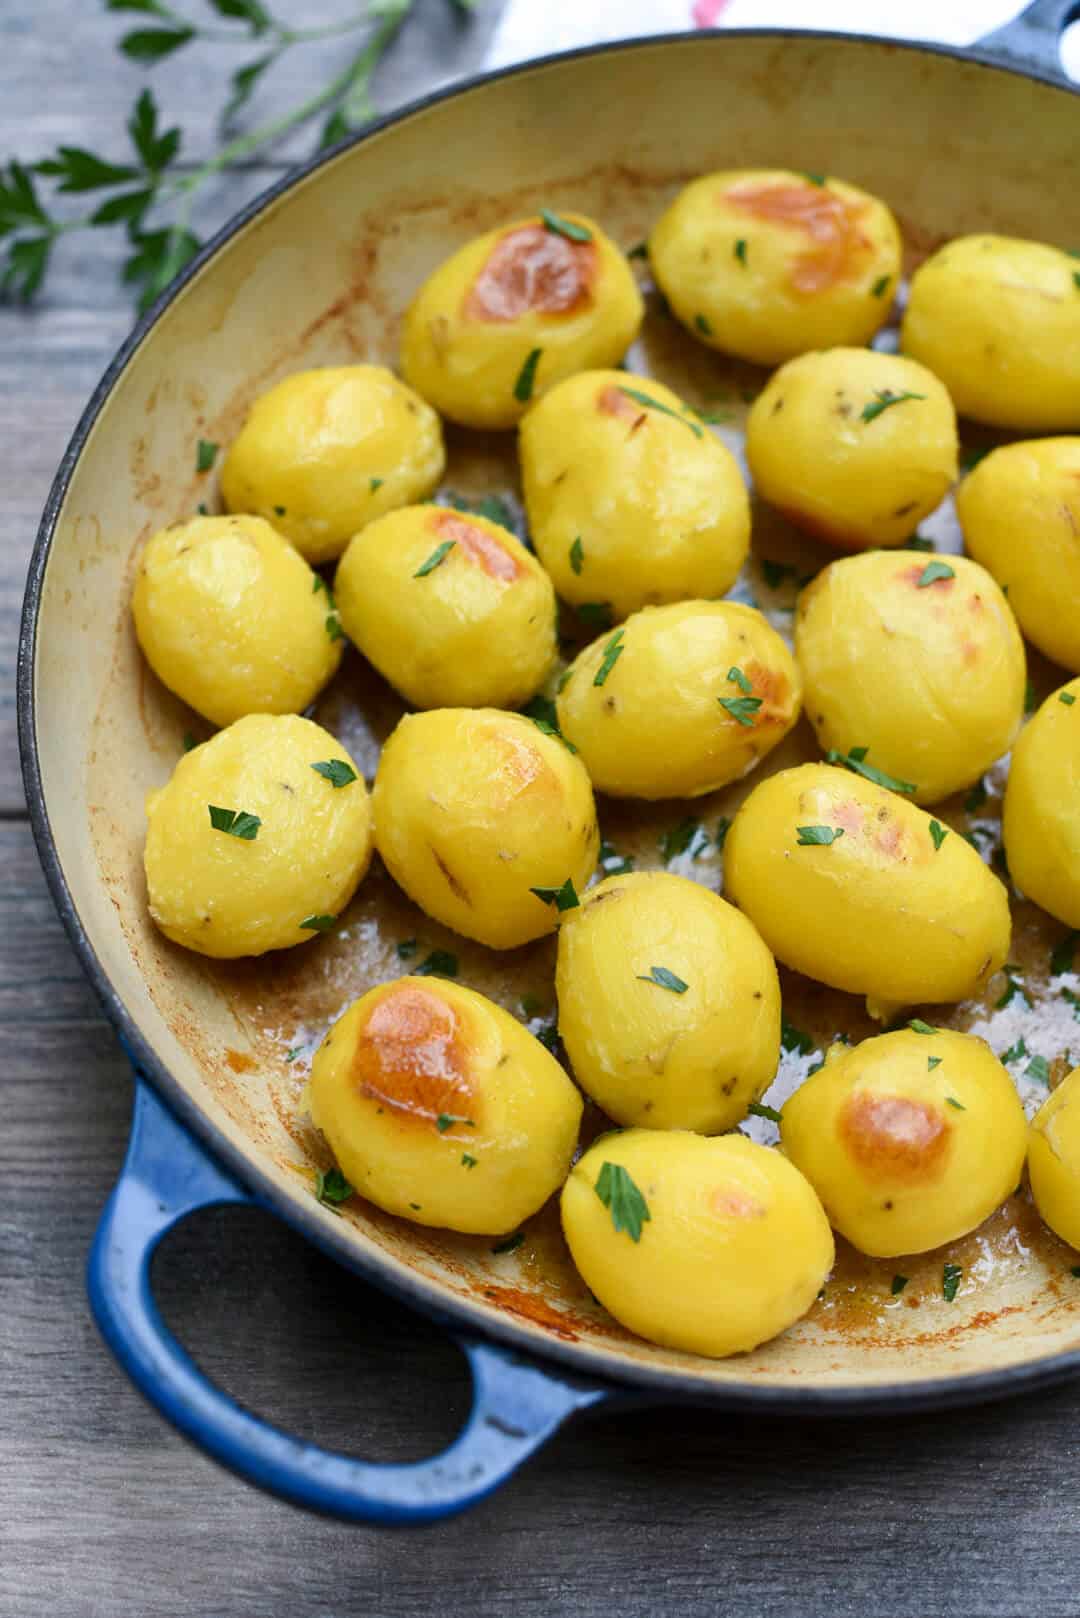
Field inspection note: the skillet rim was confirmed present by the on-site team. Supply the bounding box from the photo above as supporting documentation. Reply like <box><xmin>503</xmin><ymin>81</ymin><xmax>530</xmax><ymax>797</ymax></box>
<box><xmin>18</xmin><ymin>23</ymin><xmax>1080</xmax><ymax>1412</ymax></box>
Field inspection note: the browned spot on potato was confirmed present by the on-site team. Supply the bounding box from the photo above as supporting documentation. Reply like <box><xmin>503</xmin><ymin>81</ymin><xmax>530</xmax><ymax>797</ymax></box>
<box><xmin>831</xmin><ymin>798</ymin><xmax>864</xmax><ymax>838</ymax></box>
<box><xmin>465</xmin><ymin>225</ymin><xmax>596</xmax><ymax>323</ymax></box>
<box><xmin>710</xmin><ymin>1187</ymin><xmax>767</xmax><ymax>1218</ymax></box>
<box><xmin>960</xmin><ymin>639</ymin><xmax>980</xmax><ymax>667</ymax></box>
<box><xmin>431</xmin><ymin>510</ymin><xmax>522</xmax><ymax>582</ymax></box>
<box><xmin>745</xmin><ymin>660</ymin><xmax>791</xmax><ymax>725</ymax></box>
<box><xmin>431</xmin><ymin>846</ymin><xmax>471</xmax><ymax>904</ymax></box>
<box><xmin>839</xmin><ymin>1092</ymin><xmax>949</xmax><ymax>1183</ymax></box>
<box><xmin>597</xmin><ymin>383</ymin><xmax>643</xmax><ymax>422</ymax></box>
<box><xmin>352</xmin><ymin>983</ymin><xmax>475</xmax><ymax>1131</ymax></box>
<box><xmin>723</xmin><ymin>181</ymin><xmax>872</xmax><ymax>293</ymax></box>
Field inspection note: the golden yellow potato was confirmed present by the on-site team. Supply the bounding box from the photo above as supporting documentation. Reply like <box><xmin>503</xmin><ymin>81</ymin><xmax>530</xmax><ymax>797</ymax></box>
<box><xmin>796</xmin><ymin>552</ymin><xmax>1024</xmax><ymax>804</ymax></box>
<box><xmin>399</xmin><ymin>213</ymin><xmax>643</xmax><ymax>431</ymax></box>
<box><xmin>519</xmin><ymin>370</ymin><xmax>749</xmax><ymax>618</ymax></box>
<box><xmin>131</xmin><ymin>514</ymin><xmax>342</xmax><ymax>728</ymax></box>
<box><xmin>372</xmin><ymin>708</ymin><xmax>599</xmax><ymax>949</ymax></box>
<box><xmin>555</xmin><ymin>872</ymin><xmax>780</xmax><ymax>1133</ymax></box>
<box><xmin>957</xmin><ymin>438</ymin><xmax>1080</xmax><ymax>672</ymax></box>
<box><xmin>220</xmin><ymin>365</ymin><xmax>445</xmax><ymax>564</ymax></box>
<box><xmin>902</xmin><ymin>235</ymin><xmax>1080</xmax><ymax>431</ymax></box>
<box><xmin>1003</xmin><ymin>678</ymin><xmax>1080</xmax><ymax>927</ymax></box>
<box><xmin>746</xmin><ymin>348</ymin><xmax>958</xmax><ymax>551</ymax></box>
<box><xmin>561</xmin><ymin>1130</ymin><xmax>833</xmax><ymax>1356</ymax></box>
<box><xmin>557</xmin><ymin>601</ymin><xmax>800</xmax><ymax>799</ymax></box>
<box><xmin>308</xmin><ymin>976</ymin><xmax>582</xmax><ymax>1236</ymax></box>
<box><xmin>780</xmin><ymin>1028</ymin><xmax>1027</xmax><ymax>1258</ymax></box>
<box><xmin>1028</xmin><ymin>1067</ymin><xmax>1080</xmax><ymax>1250</ymax></box>
<box><xmin>724</xmin><ymin>763</ymin><xmax>1010</xmax><ymax>1004</ymax></box>
<box><xmin>649</xmin><ymin>169</ymin><xmax>902</xmax><ymax>367</ymax></box>
<box><xmin>144</xmin><ymin>714</ymin><xmax>371</xmax><ymax>958</ymax></box>
<box><xmin>334</xmin><ymin>504</ymin><xmax>556</xmax><ymax>709</ymax></box>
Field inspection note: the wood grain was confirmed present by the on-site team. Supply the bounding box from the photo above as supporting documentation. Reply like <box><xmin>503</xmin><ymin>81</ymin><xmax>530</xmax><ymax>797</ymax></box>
<box><xmin>5</xmin><ymin>5</ymin><xmax>1080</xmax><ymax>1616</ymax></box>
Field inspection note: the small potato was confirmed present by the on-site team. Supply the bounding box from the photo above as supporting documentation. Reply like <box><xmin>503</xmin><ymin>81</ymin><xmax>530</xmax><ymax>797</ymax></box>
<box><xmin>335</xmin><ymin>505</ymin><xmax>556</xmax><ymax>710</ymax></box>
<box><xmin>555</xmin><ymin>872</ymin><xmax>781</xmax><ymax>1133</ymax></box>
<box><xmin>557</xmin><ymin>601</ymin><xmax>800</xmax><ymax>799</ymax></box>
<box><xmin>724</xmin><ymin>763</ymin><xmax>1010</xmax><ymax>1004</ymax></box>
<box><xmin>144</xmin><ymin>714</ymin><xmax>371</xmax><ymax>958</ymax></box>
<box><xmin>796</xmin><ymin>552</ymin><xmax>1024</xmax><ymax>804</ymax></box>
<box><xmin>372</xmin><ymin>708</ymin><xmax>599</xmax><ymax>949</ymax></box>
<box><xmin>131</xmin><ymin>514</ymin><xmax>343</xmax><ymax>728</ymax></box>
<box><xmin>780</xmin><ymin>1028</ymin><xmax>1027</xmax><ymax>1258</ymax></box>
<box><xmin>220</xmin><ymin>365</ymin><xmax>445</xmax><ymax>564</ymax></box>
<box><xmin>1028</xmin><ymin>1067</ymin><xmax>1080</xmax><ymax>1250</ymax></box>
<box><xmin>561</xmin><ymin>1130</ymin><xmax>833</xmax><ymax>1356</ymax></box>
<box><xmin>957</xmin><ymin>438</ymin><xmax>1080</xmax><ymax>673</ymax></box>
<box><xmin>519</xmin><ymin>370</ymin><xmax>749</xmax><ymax>619</ymax></box>
<box><xmin>399</xmin><ymin>213</ymin><xmax>643</xmax><ymax>430</ymax></box>
<box><xmin>902</xmin><ymin>235</ymin><xmax>1080</xmax><ymax>431</ymax></box>
<box><xmin>1002</xmin><ymin>678</ymin><xmax>1080</xmax><ymax>928</ymax></box>
<box><xmin>746</xmin><ymin>348</ymin><xmax>958</xmax><ymax>551</ymax></box>
<box><xmin>649</xmin><ymin>169</ymin><xmax>902</xmax><ymax>367</ymax></box>
<box><xmin>308</xmin><ymin>977</ymin><xmax>582</xmax><ymax>1235</ymax></box>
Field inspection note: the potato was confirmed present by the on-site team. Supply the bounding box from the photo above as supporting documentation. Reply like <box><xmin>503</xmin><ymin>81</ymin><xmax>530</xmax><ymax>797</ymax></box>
<box><xmin>519</xmin><ymin>370</ymin><xmax>749</xmax><ymax>619</ymax></box>
<box><xmin>956</xmin><ymin>438</ymin><xmax>1080</xmax><ymax>673</ymax></box>
<box><xmin>144</xmin><ymin>714</ymin><xmax>371</xmax><ymax>958</ymax></box>
<box><xmin>746</xmin><ymin>348</ymin><xmax>958</xmax><ymax>551</ymax></box>
<box><xmin>372</xmin><ymin>708</ymin><xmax>599</xmax><ymax>949</ymax></box>
<box><xmin>555</xmin><ymin>871</ymin><xmax>780</xmax><ymax>1133</ymax></box>
<box><xmin>795</xmin><ymin>552</ymin><xmax>1025</xmax><ymax>804</ymax></box>
<box><xmin>556</xmin><ymin>601</ymin><xmax>800</xmax><ymax>799</ymax></box>
<box><xmin>1028</xmin><ymin>1067</ymin><xmax>1080</xmax><ymax>1250</ymax></box>
<box><xmin>780</xmin><ymin>1028</ymin><xmax>1027</xmax><ymax>1257</ymax></box>
<box><xmin>724</xmin><ymin>763</ymin><xmax>1010</xmax><ymax>1004</ymax></box>
<box><xmin>220</xmin><ymin>365</ymin><xmax>445</xmax><ymax>564</ymax></box>
<box><xmin>561</xmin><ymin>1130</ymin><xmax>833</xmax><ymax>1356</ymax></box>
<box><xmin>131</xmin><ymin>514</ymin><xmax>342</xmax><ymax>728</ymax></box>
<box><xmin>648</xmin><ymin>169</ymin><xmax>902</xmax><ymax>367</ymax></box>
<box><xmin>308</xmin><ymin>976</ymin><xmax>582</xmax><ymax>1235</ymax></box>
<box><xmin>901</xmin><ymin>235</ymin><xmax>1080</xmax><ymax>431</ymax></box>
<box><xmin>399</xmin><ymin>213</ymin><xmax>643</xmax><ymax>430</ymax></box>
<box><xmin>1002</xmin><ymin>678</ymin><xmax>1080</xmax><ymax>928</ymax></box>
<box><xmin>334</xmin><ymin>505</ymin><xmax>556</xmax><ymax>710</ymax></box>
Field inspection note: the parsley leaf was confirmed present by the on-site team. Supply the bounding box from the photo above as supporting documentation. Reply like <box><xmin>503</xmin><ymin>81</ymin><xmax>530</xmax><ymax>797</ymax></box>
<box><xmin>414</xmin><ymin>539</ymin><xmax>455</xmax><ymax>577</ymax></box>
<box><xmin>414</xmin><ymin>950</ymin><xmax>458</xmax><ymax>978</ymax></box>
<box><xmin>747</xmin><ymin>1101</ymin><xmax>782</xmax><ymax>1123</ymax></box>
<box><xmin>396</xmin><ymin>938</ymin><xmax>417</xmax><ymax>960</ymax></box>
<box><xmin>617</xmin><ymin>386</ymin><xmax>703</xmax><ymax>438</ymax></box>
<box><xmin>715</xmin><ymin>816</ymin><xmax>732</xmax><ymax>852</ymax></box>
<box><xmin>861</xmin><ymin>389</ymin><xmax>927</xmax><ymax>424</ymax></box>
<box><xmin>208</xmin><ymin>805</ymin><xmax>260</xmax><ymax>840</ymax></box>
<box><xmin>594</xmin><ymin>1162</ymin><xmax>651</xmax><ymax>1242</ymax></box>
<box><xmin>929</xmin><ymin>820</ymin><xmax>948</xmax><ymax>851</ymax></box>
<box><xmin>946</xmin><ymin>1096</ymin><xmax>966</xmax><ymax>1110</ymax></box>
<box><xmin>796</xmin><ymin>825</ymin><xmax>844</xmax><ymax>846</ymax></box>
<box><xmin>734</xmin><ymin>238</ymin><xmax>747</xmax><ymax>264</ymax></box>
<box><xmin>310</xmin><ymin>759</ymin><xmax>357</xmax><ymax>789</ymax></box>
<box><xmin>637</xmin><ymin>965</ymin><xmax>689</xmax><ymax>993</ymax></box>
<box><xmin>599</xmin><ymin>839</ymin><xmax>634</xmax><ymax>875</ymax></box>
<box><xmin>871</xmin><ymin>275</ymin><xmax>891</xmax><ymax>298</ymax></box>
<box><xmin>1001</xmin><ymin>1038</ymin><xmax>1028</xmax><ymax>1065</ymax></box>
<box><xmin>1052</xmin><ymin>931</ymin><xmax>1080</xmax><ymax>977</ymax></box>
<box><xmin>529</xmin><ymin>878</ymin><xmax>580</xmax><ymax>912</ymax></box>
<box><xmin>891</xmin><ymin>1274</ymin><xmax>908</xmax><ymax>1295</ymax></box>
<box><xmin>577</xmin><ymin>601</ymin><xmax>614</xmax><ymax>631</ymax></box>
<box><xmin>965</xmin><ymin>780</ymin><xmax>989</xmax><ymax>813</ymax></box>
<box><xmin>660</xmin><ymin>818</ymin><xmax>709</xmax><ymax>862</ymax></box>
<box><xmin>492</xmin><ymin>1232</ymin><xmax>524</xmax><ymax>1254</ymax></box>
<box><xmin>593</xmin><ymin>629</ymin><xmax>625</xmax><ymax>688</ymax></box>
<box><xmin>781</xmin><ymin>1020</ymin><xmax>814</xmax><ymax>1056</ymax></box>
<box><xmin>315</xmin><ymin>1167</ymin><xmax>353</xmax><ymax>1210</ymax></box>
<box><xmin>461</xmin><ymin>1153</ymin><xmax>477</xmax><ymax>1168</ymax></box>
<box><xmin>917</xmin><ymin>560</ymin><xmax>956</xmax><ymax>588</ymax></box>
<box><xmin>539</xmin><ymin>208</ymin><xmax>591</xmax><ymax>242</ymax></box>
<box><xmin>569</xmin><ymin>536</ymin><xmax>584</xmax><ymax>575</ymax></box>
<box><xmin>513</xmin><ymin>347</ymin><xmax>542</xmax><ymax>403</ymax></box>
<box><xmin>942</xmin><ymin>1263</ymin><xmax>962</xmax><ymax>1303</ymax></box>
<box><xmin>996</xmin><ymin>967</ymin><xmax>1032</xmax><ymax>1011</ymax></box>
<box><xmin>719</xmin><ymin>694</ymin><xmax>763</xmax><ymax>727</ymax></box>
<box><xmin>909</xmin><ymin>1019</ymin><xmax>936</xmax><ymax>1035</ymax></box>
<box><xmin>727</xmin><ymin>665</ymin><xmax>752</xmax><ymax>694</ymax></box>
<box><xmin>825</xmin><ymin>746</ymin><xmax>917</xmax><ymax>796</ymax></box>
<box><xmin>1027</xmin><ymin>1054</ymin><xmax>1051</xmax><ymax>1086</ymax></box>
<box><xmin>762</xmin><ymin>559</ymin><xmax>798</xmax><ymax>591</ymax></box>
<box><xmin>928</xmin><ymin>1056</ymin><xmax>942</xmax><ymax>1071</ymax></box>
<box><xmin>694</xmin><ymin>312</ymin><xmax>713</xmax><ymax>335</ymax></box>
<box><xmin>195</xmin><ymin>438</ymin><xmax>218</xmax><ymax>473</ymax></box>
<box><xmin>1061</xmin><ymin>692</ymin><xmax>1077</xmax><ymax>706</ymax></box>
<box><xmin>436</xmin><ymin>1113</ymin><xmax>474</xmax><ymax>1133</ymax></box>
<box><xmin>300</xmin><ymin>914</ymin><xmax>336</xmax><ymax>932</ymax></box>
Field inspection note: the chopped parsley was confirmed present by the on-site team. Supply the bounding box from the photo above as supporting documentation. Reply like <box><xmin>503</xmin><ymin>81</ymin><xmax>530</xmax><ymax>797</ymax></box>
<box><xmin>1052</xmin><ymin>931</ymin><xmax>1080</xmax><ymax>977</ymax></box>
<box><xmin>962</xmin><ymin>445</ymin><xmax>992</xmax><ymax>472</ymax></box>
<box><xmin>917</xmin><ymin>560</ymin><xmax>956</xmax><ymax>588</ymax></box>
<box><xmin>796</xmin><ymin>825</ymin><xmax>844</xmax><ymax>846</ymax></box>
<box><xmin>1027</xmin><ymin>1054</ymin><xmax>1051</xmax><ymax>1086</ymax></box>
<box><xmin>661</xmin><ymin>817</ymin><xmax>709</xmax><ymax>862</ymax></box>
<box><xmin>825</xmin><ymin>745</ymin><xmax>917</xmax><ymax>796</ymax></box>
<box><xmin>964</xmin><ymin>779</ymin><xmax>989</xmax><ymax>813</ymax></box>
<box><xmin>513</xmin><ymin>347</ymin><xmax>542</xmax><ymax>403</ymax></box>
<box><xmin>300</xmin><ymin>914</ymin><xmax>336</xmax><ymax>932</ymax></box>
<box><xmin>594</xmin><ymin>1161</ymin><xmax>651</xmax><ymax>1242</ymax></box>
<box><xmin>443</xmin><ymin>491</ymin><xmax>519</xmax><ymax>533</ymax></box>
<box><xmin>1065</xmin><ymin>988</ymin><xmax>1080</xmax><ymax>1022</ymax></box>
<box><xmin>182</xmin><ymin>731</ymin><xmax>197</xmax><ymax>753</ymax></box>
<box><xmin>803</xmin><ymin>171</ymin><xmax>826</xmax><ymax>186</ymax></box>
<box><xmin>461</xmin><ymin>1153</ymin><xmax>477</xmax><ymax>1168</ymax></box>
<box><xmin>909</xmin><ymin>1019</ymin><xmax>936</xmax><ymax>1035</ymax></box>
<box><xmin>781</xmin><ymin>1020</ymin><xmax>814</xmax><ymax>1056</ymax></box>
<box><xmin>310</xmin><ymin>759</ymin><xmax>357</xmax><ymax>789</ymax></box>
<box><xmin>905</xmin><ymin>534</ymin><xmax>935</xmax><ymax>552</ymax></box>
<box><xmin>492</xmin><ymin>1232</ymin><xmax>524</xmax><ymax>1254</ymax></box>
<box><xmin>195</xmin><ymin>438</ymin><xmax>218</xmax><ymax>473</ymax></box>
<box><xmin>871</xmin><ymin>275</ymin><xmax>891</xmax><ymax>298</ymax></box>
<box><xmin>1001</xmin><ymin>1038</ymin><xmax>1028</xmax><ymax>1065</ymax></box>
<box><xmin>762</xmin><ymin>559</ymin><xmax>798</xmax><ymax>591</ymax></box>
<box><xmin>369</xmin><ymin>477</ymin><xmax>383</xmax><ymax>493</ymax></box>
<box><xmin>540</xmin><ymin>208</ymin><xmax>591</xmax><ymax>242</ymax></box>
<box><xmin>891</xmin><ymin>1275</ymin><xmax>908</xmax><ymax>1295</ymax></box>
<box><xmin>719</xmin><ymin>694</ymin><xmax>762</xmax><ymax>727</ymax></box>
<box><xmin>414</xmin><ymin>950</ymin><xmax>459</xmax><ymax>978</ymax></box>
<box><xmin>942</xmin><ymin>1263</ymin><xmax>962</xmax><ymax>1303</ymax></box>
<box><xmin>617</xmin><ymin>386</ymin><xmax>703</xmax><ymax>438</ymax></box>
<box><xmin>396</xmin><ymin>938</ymin><xmax>417</xmax><ymax>960</ymax></box>
<box><xmin>727</xmin><ymin>665</ymin><xmax>752</xmax><ymax>694</ymax></box>
<box><xmin>928</xmin><ymin>1056</ymin><xmax>942</xmax><ymax>1071</ymax></box>
<box><xmin>315</xmin><ymin>1167</ymin><xmax>353</xmax><ymax>1210</ymax></box>
<box><xmin>734</xmin><ymin>238</ymin><xmax>747</xmax><ymax>265</ymax></box>
<box><xmin>1061</xmin><ymin>692</ymin><xmax>1077</xmax><ymax>706</ymax></box>
<box><xmin>627</xmin><ymin>241</ymin><xmax>648</xmax><ymax>259</ymax></box>
<box><xmin>273</xmin><ymin>504</ymin><xmax>286</xmax><ymax>516</ymax></box>
<box><xmin>414</xmin><ymin>539</ymin><xmax>455</xmax><ymax>577</ymax></box>
<box><xmin>312</xmin><ymin>574</ymin><xmax>333</xmax><ymax>598</ymax></box>
<box><xmin>929</xmin><ymin>820</ymin><xmax>948</xmax><ymax>851</ymax></box>
<box><xmin>325</xmin><ymin>613</ymin><xmax>345</xmax><ymax>642</ymax></box>
<box><xmin>593</xmin><ymin>628</ymin><xmax>625</xmax><ymax>687</ymax></box>
<box><xmin>946</xmin><ymin>1096</ymin><xmax>966</xmax><ymax>1110</ymax></box>
<box><xmin>694</xmin><ymin>313</ymin><xmax>713</xmax><ymax>335</ymax></box>
<box><xmin>715</xmin><ymin>817</ymin><xmax>732</xmax><ymax>852</ymax></box>
<box><xmin>196</xmin><ymin>503</ymin><xmax>209</xmax><ymax>515</ymax></box>
<box><xmin>285</xmin><ymin>1046</ymin><xmax>302</xmax><ymax>1063</ymax></box>
<box><xmin>637</xmin><ymin>965</ymin><xmax>689</xmax><ymax>994</ymax></box>
<box><xmin>861</xmin><ymin>389</ymin><xmax>927</xmax><ymax>424</ymax></box>
<box><xmin>996</xmin><ymin>966</ymin><xmax>1032</xmax><ymax>1011</ymax></box>
<box><xmin>577</xmin><ymin>601</ymin><xmax>614</xmax><ymax>631</ymax></box>
<box><xmin>599</xmin><ymin>839</ymin><xmax>634</xmax><ymax>875</ymax></box>
<box><xmin>569</xmin><ymin>536</ymin><xmax>584</xmax><ymax>575</ymax></box>
<box><xmin>436</xmin><ymin>1113</ymin><xmax>474</xmax><ymax>1133</ymax></box>
<box><xmin>747</xmin><ymin>1101</ymin><xmax>782</xmax><ymax>1124</ymax></box>
<box><xmin>529</xmin><ymin>877</ymin><xmax>580</xmax><ymax>912</ymax></box>
<box><xmin>1025</xmin><ymin>678</ymin><xmax>1037</xmax><ymax>713</ymax></box>
<box><xmin>208</xmin><ymin>805</ymin><xmax>260</xmax><ymax>840</ymax></box>
<box><xmin>1072</xmin><ymin>1266</ymin><xmax>1080</xmax><ymax>1279</ymax></box>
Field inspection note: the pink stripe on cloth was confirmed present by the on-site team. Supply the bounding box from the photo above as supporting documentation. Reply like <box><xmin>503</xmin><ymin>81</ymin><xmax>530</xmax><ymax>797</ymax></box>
<box><xmin>692</xmin><ymin>0</ymin><xmax>731</xmax><ymax>24</ymax></box>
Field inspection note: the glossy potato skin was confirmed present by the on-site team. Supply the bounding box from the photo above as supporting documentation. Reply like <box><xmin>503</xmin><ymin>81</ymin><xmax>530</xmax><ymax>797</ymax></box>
<box><xmin>555</xmin><ymin>872</ymin><xmax>780</xmax><ymax>1133</ymax></box>
<box><xmin>400</xmin><ymin>214</ymin><xmax>643</xmax><ymax>430</ymax></box>
<box><xmin>334</xmin><ymin>505</ymin><xmax>556</xmax><ymax>709</ymax></box>
<box><xmin>1028</xmin><ymin>1067</ymin><xmax>1080</xmax><ymax>1251</ymax></box>
<box><xmin>957</xmin><ymin>438</ymin><xmax>1080</xmax><ymax>672</ymax></box>
<box><xmin>144</xmin><ymin>714</ymin><xmax>371</xmax><ymax>958</ymax></box>
<box><xmin>746</xmin><ymin>348</ymin><xmax>958</xmax><ymax>551</ymax></box>
<box><xmin>780</xmin><ymin>1029</ymin><xmax>1027</xmax><ymax>1258</ymax></box>
<box><xmin>561</xmin><ymin>1130</ymin><xmax>834</xmax><ymax>1356</ymax></box>
<box><xmin>519</xmin><ymin>369</ymin><xmax>750</xmax><ymax>619</ymax></box>
<box><xmin>901</xmin><ymin>235</ymin><xmax>1080</xmax><ymax>431</ymax></box>
<box><xmin>372</xmin><ymin>708</ymin><xmax>599</xmax><ymax>949</ymax></box>
<box><xmin>796</xmin><ymin>552</ymin><xmax>1025</xmax><ymax>804</ymax></box>
<box><xmin>1003</xmin><ymin>678</ymin><xmax>1080</xmax><ymax>927</ymax></box>
<box><xmin>557</xmin><ymin>601</ymin><xmax>800</xmax><ymax>799</ymax></box>
<box><xmin>724</xmin><ymin>763</ymin><xmax>1010</xmax><ymax>1004</ymax></box>
<box><xmin>649</xmin><ymin>169</ymin><xmax>902</xmax><ymax>366</ymax></box>
<box><xmin>220</xmin><ymin>365</ymin><xmax>445</xmax><ymax>564</ymax></box>
<box><xmin>132</xmin><ymin>514</ymin><xmax>343</xmax><ymax>728</ymax></box>
<box><xmin>309</xmin><ymin>977</ymin><xmax>582</xmax><ymax>1235</ymax></box>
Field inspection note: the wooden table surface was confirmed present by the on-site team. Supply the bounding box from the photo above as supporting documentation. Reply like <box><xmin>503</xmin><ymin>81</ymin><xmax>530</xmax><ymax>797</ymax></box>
<box><xmin>4</xmin><ymin>5</ymin><xmax>1080</xmax><ymax>1615</ymax></box>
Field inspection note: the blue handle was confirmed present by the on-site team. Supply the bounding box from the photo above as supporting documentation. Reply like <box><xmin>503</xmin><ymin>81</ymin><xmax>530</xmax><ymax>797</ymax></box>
<box><xmin>972</xmin><ymin>0</ymin><xmax>1078</xmax><ymax>83</ymax></box>
<box><xmin>88</xmin><ymin>1080</ymin><xmax>612</xmax><ymax>1523</ymax></box>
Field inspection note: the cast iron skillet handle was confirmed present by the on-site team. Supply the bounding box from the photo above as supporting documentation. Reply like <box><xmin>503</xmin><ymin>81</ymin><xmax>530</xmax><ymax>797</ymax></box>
<box><xmin>87</xmin><ymin>1078</ymin><xmax>613</xmax><ymax>1524</ymax></box>
<box><xmin>971</xmin><ymin>0</ymin><xmax>1078</xmax><ymax>83</ymax></box>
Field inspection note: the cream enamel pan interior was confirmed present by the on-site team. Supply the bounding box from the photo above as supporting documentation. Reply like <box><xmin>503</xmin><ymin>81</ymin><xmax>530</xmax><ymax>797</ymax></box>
<box><xmin>21</xmin><ymin>29</ymin><xmax>1080</xmax><ymax>1407</ymax></box>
